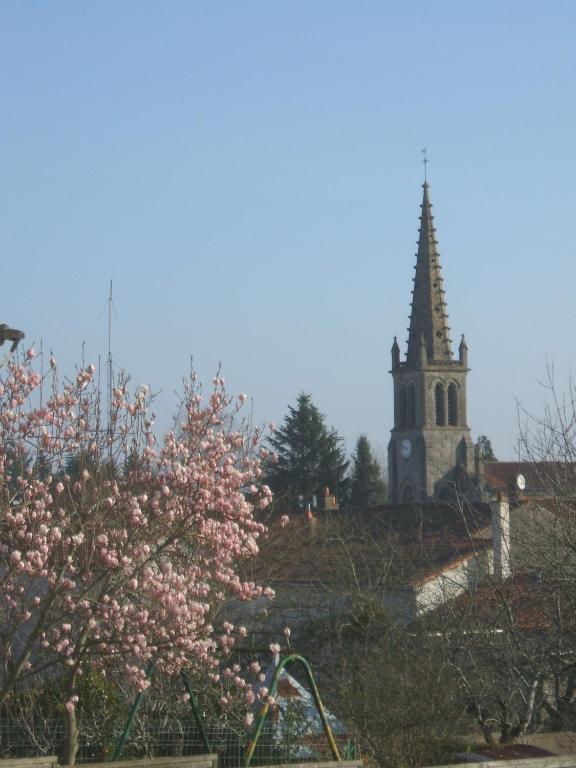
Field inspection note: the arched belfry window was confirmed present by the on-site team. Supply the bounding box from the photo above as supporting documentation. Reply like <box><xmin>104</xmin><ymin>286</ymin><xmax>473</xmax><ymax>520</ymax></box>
<box><xmin>435</xmin><ymin>383</ymin><xmax>445</xmax><ymax>426</ymax></box>
<box><xmin>399</xmin><ymin>387</ymin><xmax>407</xmax><ymax>428</ymax></box>
<box><xmin>448</xmin><ymin>383</ymin><xmax>458</xmax><ymax>426</ymax></box>
<box><xmin>407</xmin><ymin>384</ymin><xmax>416</xmax><ymax>428</ymax></box>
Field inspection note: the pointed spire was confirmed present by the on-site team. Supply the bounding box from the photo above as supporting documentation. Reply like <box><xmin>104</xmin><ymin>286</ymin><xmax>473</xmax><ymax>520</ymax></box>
<box><xmin>459</xmin><ymin>334</ymin><xmax>468</xmax><ymax>367</ymax></box>
<box><xmin>391</xmin><ymin>336</ymin><xmax>400</xmax><ymax>370</ymax></box>
<box><xmin>406</xmin><ymin>183</ymin><xmax>452</xmax><ymax>365</ymax></box>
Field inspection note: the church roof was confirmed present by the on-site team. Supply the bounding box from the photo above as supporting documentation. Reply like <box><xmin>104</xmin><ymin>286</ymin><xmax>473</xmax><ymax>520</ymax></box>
<box><xmin>406</xmin><ymin>183</ymin><xmax>453</xmax><ymax>365</ymax></box>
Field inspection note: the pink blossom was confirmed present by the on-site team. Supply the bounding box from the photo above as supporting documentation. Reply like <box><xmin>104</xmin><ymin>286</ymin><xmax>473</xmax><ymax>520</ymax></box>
<box><xmin>245</xmin><ymin>712</ymin><xmax>254</xmax><ymax>727</ymax></box>
<box><xmin>280</xmin><ymin>515</ymin><xmax>290</xmax><ymax>528</ymax></box>
<box><xmin>0</xmin><ymin>359</ymin><xmax>272</xmax><ymax>720</ymax></box>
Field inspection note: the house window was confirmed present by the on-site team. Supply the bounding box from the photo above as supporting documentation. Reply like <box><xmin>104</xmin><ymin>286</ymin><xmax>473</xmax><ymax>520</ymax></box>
<box><xmin>448</xmin><ymin>383</ymin><xmax>458</xmax><ymax>426</ymax></box>
<box><xmin>435</xmin><ymin>383</ymin><xmax>445</xmax><ymax>426</ymax></box>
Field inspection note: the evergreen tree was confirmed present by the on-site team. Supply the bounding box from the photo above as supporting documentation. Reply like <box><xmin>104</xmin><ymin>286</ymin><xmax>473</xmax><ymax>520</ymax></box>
<box><xmin>266</xmin><ymin>393</ymin><xmax>348</xmax><ymax>510</ymax></box>
<box><xmin>475</xmin><ymin>435</ymin><xmax>497</xmax><ymax>461</ymax></box>
<box><xmin>349</xmin><ymin>435</ymin><xmax>387</xmax><ymax>508</ymax></box>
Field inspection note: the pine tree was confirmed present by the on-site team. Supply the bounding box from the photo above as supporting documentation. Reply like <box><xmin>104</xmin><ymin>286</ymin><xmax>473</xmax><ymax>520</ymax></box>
<box><xmin>349</xmin><ymin>435</ymin><xmax>387</xmax><ymax>509</ymax></box>
<box><xmin>475</xmin><ymin>435</ymin><xmax>497</xmax><ymax>462</ymax></box>
<box><xmin>266</xmin><ymin>393</ymin><xmax>348</xmax><ymax>511</ymax></box>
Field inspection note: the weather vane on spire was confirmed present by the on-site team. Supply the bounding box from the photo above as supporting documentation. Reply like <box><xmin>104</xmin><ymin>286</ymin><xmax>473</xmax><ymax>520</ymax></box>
<box><xmin>422</xmin><ymin>148</ymin><xmax>428</xmax><ymax>183</ymax></box>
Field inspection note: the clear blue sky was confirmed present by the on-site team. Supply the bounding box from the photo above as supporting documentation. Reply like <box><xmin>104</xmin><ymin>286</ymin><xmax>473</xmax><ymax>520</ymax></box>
<box><xmin>1</xmin><ymin>1</ymin><xmax>575</xmax><ymax>464</ymax></box>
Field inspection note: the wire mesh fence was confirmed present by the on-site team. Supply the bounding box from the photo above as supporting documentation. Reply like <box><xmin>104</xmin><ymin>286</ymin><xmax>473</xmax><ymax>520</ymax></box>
<box><xmin>0</xmin><ymin>718</ymin><xmax>355</xmax><ymax>766</ymax></box>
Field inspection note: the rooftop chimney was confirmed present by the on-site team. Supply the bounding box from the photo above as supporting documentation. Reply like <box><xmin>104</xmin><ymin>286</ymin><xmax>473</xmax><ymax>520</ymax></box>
<box><xmin>490</xmin><ymin>492</ymin><xmax>511</xmax><ymax>582</ymax></box>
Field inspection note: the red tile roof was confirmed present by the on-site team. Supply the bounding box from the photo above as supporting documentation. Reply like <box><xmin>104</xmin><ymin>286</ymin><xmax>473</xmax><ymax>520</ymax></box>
<box><xmin>250</xmin><ymin>502</ymin><xmax>492</xmax><ymax>589</ymax></box>
<box><xmin>484</xmin><ymin>462</ymin><xmax>576</xmax><ymax>497</ymax></box>
<box><xmin>428</xmin><ymin>571</ymin><xmax>575</xmax><ymax>633</ymax></box>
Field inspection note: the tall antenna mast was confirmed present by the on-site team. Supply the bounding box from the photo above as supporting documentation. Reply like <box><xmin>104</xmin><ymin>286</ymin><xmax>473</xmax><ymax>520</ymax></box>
<box><xmin>107</xmin><ymin>279</ymin><xmax>113</xmax><ymax>439</ymax></box>
<box><xmin>40</xmin><ymin>339</ymin><xmax>44</xmax><ymax>410</ymax></box>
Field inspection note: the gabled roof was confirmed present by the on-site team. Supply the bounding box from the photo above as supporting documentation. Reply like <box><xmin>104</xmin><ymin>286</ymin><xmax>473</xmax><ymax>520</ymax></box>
<box><xmin>426</xmin><ymin>571</ymin><xmax>575</xmax><ymax>633</ymax></box>
<box><xmin>251</xmin><ymin>503</ymin><xmax>492</xmax><ymax>590</ymax></box>
<box><xmin>484</xmin><ymin>461</ymin><xmax>576</xmax><ymax>497</ymax></box>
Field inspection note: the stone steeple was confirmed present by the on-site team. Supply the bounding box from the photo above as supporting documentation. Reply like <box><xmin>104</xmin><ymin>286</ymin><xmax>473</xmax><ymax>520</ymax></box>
<box><xmin>406</xmin><ymin>183</ymin><xmax>452</xmax><ymax>366</ymax></box>
<box><xmin>388</xmin><ymin>181</ymin><xmax>474</xmax><ymax>503</ymax></box>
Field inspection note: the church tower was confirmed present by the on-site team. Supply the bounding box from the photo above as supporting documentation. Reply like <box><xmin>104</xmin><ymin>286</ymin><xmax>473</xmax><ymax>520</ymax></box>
<box><xmin>388</xmin><ymin>182</ymin><xmax>474</xmax><ymax>503</ymax></box>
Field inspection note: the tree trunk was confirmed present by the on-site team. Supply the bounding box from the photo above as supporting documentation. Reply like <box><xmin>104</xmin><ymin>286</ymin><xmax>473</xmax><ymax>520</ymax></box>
<box><xmin>63</xmin><ymin>669</ymin><xmax>80</xmax><ymax>766</ymax></box>
<box><xmin>63</xmin><ymin>703</ymin><xmax>79</xmax><ymax>766</ymax></box>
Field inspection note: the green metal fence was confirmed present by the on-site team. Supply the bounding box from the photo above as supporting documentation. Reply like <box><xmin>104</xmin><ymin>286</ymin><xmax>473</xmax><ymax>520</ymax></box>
<box><xmin>0</xmin><ymin>718</ymin><xmax>354</xmax><ymax>766</ymax></box>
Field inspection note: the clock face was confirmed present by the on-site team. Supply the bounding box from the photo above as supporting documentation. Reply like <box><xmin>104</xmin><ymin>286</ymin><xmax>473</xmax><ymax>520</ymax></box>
<box><xmin>400</xmin><ymin>438</ymin><xmax>412</xmax><ymax>459</ymax></box>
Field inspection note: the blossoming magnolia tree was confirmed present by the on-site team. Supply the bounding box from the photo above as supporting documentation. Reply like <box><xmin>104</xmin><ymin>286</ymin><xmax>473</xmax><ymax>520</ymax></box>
<box><xmin>0</xmin><ymin>354</ymin><xmax>273</xmax><ymax>763</ymax></box>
